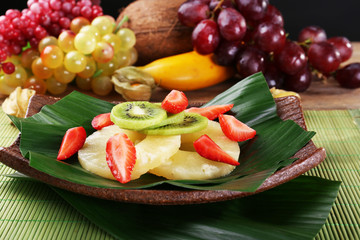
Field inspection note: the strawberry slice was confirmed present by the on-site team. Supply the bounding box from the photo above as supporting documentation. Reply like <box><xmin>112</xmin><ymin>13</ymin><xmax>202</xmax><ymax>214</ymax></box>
<box><xmin>57</xmin><ymin>126</ymin><xmax>87</xmax><ymax>160</ymax></box>
<box><xmin>92</xmin><ymin>112</ymin><xmax>114</xmax><ymax>130</ymax></box>
<box><xmin>161</xmin><ymin>90</ymin><xmax>188</xmax><ymax>113</ymax></box>
<box><xmin>193</xmin><ymin>134</ymin><xmax>239</xmax><ymax>166</ymax></box>
<box><xmin>106</xmin><ymin>132</ymin><xmax>136</xmax><ymax>184</ymax></box>
<box><xmin>219</xmin><ymin>114</ymin><xmax>256</xmax><ymax>142</ymax></box>
<box><xmin>185</xmin><ymin>104</ymin><xmax>234</xmax><ymax>120</ymax></box>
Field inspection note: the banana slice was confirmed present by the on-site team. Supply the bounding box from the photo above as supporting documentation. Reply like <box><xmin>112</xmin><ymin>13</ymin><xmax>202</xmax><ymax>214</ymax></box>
<box><xmin>150</xmin><ymin>120</ymin><xmax>240</xmax><ymax>180</ymax></box>
<box><xmin>78</xmin><ymin>125</ymin><xmax>181</xmax><ymax>180</ymax></box>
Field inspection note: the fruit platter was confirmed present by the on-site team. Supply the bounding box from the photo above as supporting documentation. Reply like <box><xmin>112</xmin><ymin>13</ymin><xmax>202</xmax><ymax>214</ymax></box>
<box><xmin>4</xmin><ymin>0</ymin><xmax>354</xmax><ymax>205</ymax></box>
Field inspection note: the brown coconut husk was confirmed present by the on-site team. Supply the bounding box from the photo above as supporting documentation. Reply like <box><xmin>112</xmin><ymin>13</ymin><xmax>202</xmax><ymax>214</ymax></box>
<box><xmin>117</xmin><ymin>0</ymin><xmax>193</xmax><ymax>65</ymax></box>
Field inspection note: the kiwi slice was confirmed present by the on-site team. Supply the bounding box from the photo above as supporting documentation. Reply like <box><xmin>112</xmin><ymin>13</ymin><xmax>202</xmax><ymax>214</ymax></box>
<box><xmin>142</xmin><ymin>113</ymin><xmax>208</xmax><ymax>135</ymax></box>
<box><xmin>147</xmin><ymin>111</ymin><xmax>186</xmax><ymax>129</ymax></box>
<box><xmin>110</xmin><ymin>101</ymin><xmax>167</xmax><ymax>130</ymax></box>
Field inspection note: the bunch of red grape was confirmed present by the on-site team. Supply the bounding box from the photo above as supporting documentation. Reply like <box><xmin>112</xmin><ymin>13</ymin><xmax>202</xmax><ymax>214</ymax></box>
<box><xmin>178</xmin><ymin>0</ymin><xmax>357</xmax><ymax>92</ymax></box>
<box><xmin>0</xmin><ymin>0</ymin><xmax>103</xmax><ymax>75</ymax></box>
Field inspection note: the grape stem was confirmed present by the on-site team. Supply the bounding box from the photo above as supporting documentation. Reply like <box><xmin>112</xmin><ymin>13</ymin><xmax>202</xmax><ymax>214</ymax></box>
<box><xmin>114</xmin><ymin>15</ymin><xmax>129</xmax><ymax>33</ymax></box>
<box><xmin>210</xmin><ymin>0</ymin><xmax>225</xmax><ymax>19</ymax></box>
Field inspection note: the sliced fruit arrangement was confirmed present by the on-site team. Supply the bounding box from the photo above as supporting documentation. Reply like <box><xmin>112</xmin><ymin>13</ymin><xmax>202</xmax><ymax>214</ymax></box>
<box><xmin>58</xmin><ymin>90</ymin><xmax>256</xmax><ymax>183</ymax></box>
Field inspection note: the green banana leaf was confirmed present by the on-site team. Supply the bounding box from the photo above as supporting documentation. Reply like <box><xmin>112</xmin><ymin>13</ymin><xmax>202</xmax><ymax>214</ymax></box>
<box><xmin>9</xmin><ymin>73</ymin><xmax>315</xmax><ymax>191</ymax></box>
<box><xmin>52</xmin><ymin>176</ymin><xmax>341</xmax><ymax>240</ymax></box>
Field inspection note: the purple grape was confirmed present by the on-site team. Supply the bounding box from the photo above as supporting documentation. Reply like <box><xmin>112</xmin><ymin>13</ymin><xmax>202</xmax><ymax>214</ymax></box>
<box><xmin>335</xmin><ymin>63</ymin><xmax>360</xmax><ymax>88</ymax></box>
<box><xmin>264</xmin><ymin>62</ymin><xmax>284</xmax><ymax>88</ymax></box>
<box><xmin>217</xmin><ymin>8</ymin><xmax>246</xmax><ymax>41</ymax></box>
<box><xmin>274</xmin><ymin>41</ymin><xmax>307</xmax><ymax>75</ymax></box>
<box><xmin>284</xmin><ymin>66</ymin><xmax>312</xmax><ymax>92</ymax></box>
<box><xmin>308</xmin><ymin>42</ymin><xmax>341</xmax><ymax>74</ymax></box>
<box><xmin>178</xmin><ymin>1</ymin><xmax>210</xmax><ymax>27</ymax></box>
<box><xmin>298</xmin><ymin>25</ymin><xmax>327</xmax><ymax>43</ymax></box>
<box><xmin>234</xmin><ymin>0</ymin><xmax>269</xmax><ymax>21</ymax></box>
<box><xmin>327</xmin><ymin>36</ymin><xmax>353</xmax><ymax>62</ymax></box>
<box><xmin>235</xmin><ymin>45</ymin><xmax>266</xmax><ymax>78</ymax></box>
<box><xmin>261</xmin><ymin>4</ymin><xmax>284</xmax><ymax>27</ymax></box>
<box><xmin>192</xmin><ymin>19</ymin><xmax>220</xmax><ymax>54</ymax></box>
<box><xmin>214</xmin><ymin>40</ymin><xmax>242</xmax><ymax>66</ymax></box>
<box><xmin>253</xmin><ymin>21</ymin><xmax>286</xmax><ymax>53</ymax></box>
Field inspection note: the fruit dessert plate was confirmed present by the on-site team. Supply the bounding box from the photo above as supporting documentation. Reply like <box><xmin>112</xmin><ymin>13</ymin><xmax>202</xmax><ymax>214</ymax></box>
<box><xmin>0</xmin><ymin>74</ymin><xmax>326</xmax><ymax>205</ymax></box>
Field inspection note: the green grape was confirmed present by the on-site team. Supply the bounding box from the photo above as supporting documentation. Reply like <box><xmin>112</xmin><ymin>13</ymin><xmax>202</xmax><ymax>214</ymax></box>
<box><xmin>70</xmin><ymin>16</ymin><xmax>90</xmax><ymax>34</ymax></box>
<box><xmin>74</xmin><ymin>32</ymin><xmax>97</xmax><ymax>54</ymax></box>
<box><xmin>92</xmin><ymin>42</ymin><xmax>114</xmax><ymax>63</ymax></box>
<box><xmin>79</xmin><ymin>25</ymin><xmax>101</xmax><ymax>41</ymax></box>
<box><xmin>63</xmin><ymin>51</ymin><xmax>87</xmax><ymax>73</ymax></box>
<box><xmin>31</xmin><ymin>57</ymin><xmax>54</xmax><ymax>79</ymax></box>
<box><xmin>4</xmin><ymin>65</ymin><xmax>28</xmax><ymax>87</ymax></box>
<box><xmin>46</xmin><ymin>77</ymin><xmax>67</xmax><ymax>95</ymax></box>
<box><xmin>78</xmin><ymin>56</ymin><xmax>96</xmax><ymax>78</ymax></box>
<box><xmin>0</xmin><ymin>75</ymin><xmax>16</xmax><ymax>95</ymax></box>
<box><xmin>75</xmin><ymin>76</ymin><xmax>92</xmax><ymax>91</ymax></box>
<box><xmin>7</xmin><ymin>55</ymin><xmax>21</xmax><ymax>65</ymax></box>
<box><xmin>21</xmin><ymin>48</ymin><xmax>40</xmax><ymax>69</ymax></box>
<box><xmin>116</xmin><ymin>28</ymin><xmax>136</xmax><ymax>50</ymax></box>
<box><xmin>54</xmin><ymin>65</ymin><xmax>76</xmax><ymax>84</ymax></box>
<box><xmin>41</xmin><ymin>45</ymin><xmax>64</xmax><ymax>69</ymax></box>
<box><xmin>23</xmin><ymin>76</ymin><xmax>47</xmax><ymax>94</ymax></box>
<box><xmin>91</xmin><ymin>16</ymin><xmax>114</xmax><ymax>36</ymax></box>
<box><xmin>113</xmin><ymin>50</ymin><xmax>131</xmax><ymax>69</ymax></box>
<box><xmin>91</xmin><ymin>75</ymin><xmax>113</xmax><ymax>96</ymax></box>
<box><xmin>102</xmin><ymin>33</ymin><xmax>121</xmax><ymax>53</ymax></box>
<box><xmin>97</xmin><ymin>58</ymin><xmax>117</xmax><ymax>76</ymax></box>
<box><xmin>58</xmin><ymin>30</ymin><xmax>76</xmax><ymax>53</ymax></box>
<box><xmin>38</xmin><ymin>36</ymin><xmax>58</xmax><ymax>53</ymax></box>
<box><xmin>128</xmin><ymin>47</ymin><xmax>138</xmax><ymax>66</ymax></box>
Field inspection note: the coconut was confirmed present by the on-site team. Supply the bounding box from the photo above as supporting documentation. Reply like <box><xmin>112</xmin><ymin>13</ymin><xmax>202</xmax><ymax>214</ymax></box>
<box><xmin>117</xmin><ymin>0</ymin><xmax>193</xmax><ymax>65</ymax></box>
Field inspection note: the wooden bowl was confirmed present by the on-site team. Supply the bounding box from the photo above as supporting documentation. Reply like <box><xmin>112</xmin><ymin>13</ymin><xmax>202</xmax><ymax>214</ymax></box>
<box><xmin>0</xmin><ymin>94</ymin><xmax>326</xmax><ymax>205</ymax></box>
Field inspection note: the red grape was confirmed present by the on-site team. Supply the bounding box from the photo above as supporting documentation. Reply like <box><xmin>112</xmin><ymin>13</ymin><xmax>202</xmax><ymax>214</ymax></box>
<box><xmin>335</xmin><ymin>63</ymin><xmax>360</xmax><ymax>89</ymax></box>
<box><xmin>192</xmin><ymin>19</ymin><xmax>220</xmax><ymax>55</ymax></box>
<box><xmin>214</xmin><ymin>40</ymin><xmax>242</xmax><ymax>66</ymax></box>
<box><xmin>209</xmin><ymin>0</ymin><xmax>234</xmax><ymax>10</ymax></box>
<box><xmin>2</xmin><ymin>62</ymin><xmax>15</xmax><ymax>74</ymax></box>
<box><xmin>234</xmin><ymin>0</ymin><xmax>269</xmax><ymax>21</ymax></box>
<box><xmin>178</xmin><ymin>1</ymin><xmax>210</xmax><ymax>27</ymax></box>
<box><xmin>327</xmin><ymin>36</ymin><xmax>353</xmax><ymax>63</ymax></box>
<box><xmin>217</xmin><ymin>8</ymin><xmax>246</xmax><ymax>41</ymax></box>
<box><xmin>253</xmin><ymin>21</ymin><xmax>286</xmax><ymax>53</ymax></box>
<box><xmin>308</xmin><ymin>42</ymin><xmax>341</xmax><ymax>74</ymax></box>
<box><xmin>235</xmin><ymin>45</ymin><xmax>266</xmax><ymax>78</ymax></box>
<box><xmin>283</xmin><ymin>66</ymin><xmax>312</xmax><ymax>92</ymax></box>
<box><xmin>264</xmin><ymin>62</ymin><xmax>284</xmax><ymax>88</ymax></box>
<box><xmin>298</xmin><ymin>25</ymin><xmax>327</xmax><ymax>43</ymax></box>
<box><xmin>274</xmin><ymin>41</ymin><xmax>307</xmax><ymax>75</ymax></box>
<box><xmin>261</xmin><ymin>4</ymin><xmax>284</xmax><ymax>27</ymax></box>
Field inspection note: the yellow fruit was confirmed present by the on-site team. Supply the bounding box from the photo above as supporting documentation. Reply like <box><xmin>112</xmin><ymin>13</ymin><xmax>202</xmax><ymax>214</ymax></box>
<box><xmin>131</xmin><ymin>134</ymin><xmax>181</xmax><ymax>179</ymax></box>
<box><xmin>150</xmin><ymin>120</ymin><xmax>240</xmax><ymax>180</ymax></box>
<box><xmin>78</xmin><ymin>125</ymin><xmax>181</xmax><ymax>180</ymax></box>
<box><xmin>78</xmin><ymin>125</ymin><xmax>145</xmax><ymax>180</ymax></box>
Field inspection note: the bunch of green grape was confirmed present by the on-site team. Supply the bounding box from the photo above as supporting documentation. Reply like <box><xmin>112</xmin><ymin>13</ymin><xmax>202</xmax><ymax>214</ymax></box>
<box><xmin>0</xmin><ymin>15</ymin><xmax>137</xmax><ymax>96</ymax></box>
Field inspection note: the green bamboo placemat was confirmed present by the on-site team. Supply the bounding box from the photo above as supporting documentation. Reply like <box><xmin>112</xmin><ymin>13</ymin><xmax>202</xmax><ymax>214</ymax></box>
<box><xmin>0</xmin><ymin>107</ymin><xmax>359</xmax><ymax>239</ymax></box>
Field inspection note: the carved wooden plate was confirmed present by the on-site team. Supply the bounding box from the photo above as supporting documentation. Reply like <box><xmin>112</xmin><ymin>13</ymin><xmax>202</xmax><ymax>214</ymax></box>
<box><xmin>0</xmin><ymin>94</ymin><xmax>326</xmax><ymax>205</ymax></box>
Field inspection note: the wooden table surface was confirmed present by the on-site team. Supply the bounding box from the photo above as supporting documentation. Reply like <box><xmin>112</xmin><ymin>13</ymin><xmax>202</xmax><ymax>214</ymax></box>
<box><xmin>1</xmin><ymin>42</ymin><xmax>360</xmax><ymax>110</ymax></box>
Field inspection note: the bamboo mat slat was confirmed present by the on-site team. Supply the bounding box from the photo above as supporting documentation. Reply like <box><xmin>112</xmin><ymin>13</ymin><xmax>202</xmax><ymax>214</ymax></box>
<box><xmin>304</xmin><ymin>110</ymin><xmax>360</xmax><ymax>240</ymax></box>
<box><xmin>1</xmin><ymin>108</ymin><xmax>360</xmax><ymax>239</ymax></box>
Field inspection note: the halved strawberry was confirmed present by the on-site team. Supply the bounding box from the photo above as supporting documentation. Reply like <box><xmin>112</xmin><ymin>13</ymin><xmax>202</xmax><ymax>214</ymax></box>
<box><xmin>219</xmin><ymin>114</ymin><xmax>256</xmax><ymax>142</ymax></box>
<box><xmin>57</xmin><ymin>126</ymin><xmax>87</xmax><ymax>160</ymax></box>
<box><xmin>193</xmin><ymin>134</ymin><xmax>239</xmax><ymax>166</ymax></box>
<box><xmin>92</xmin><ymin>112</ymin><xmax>114</xmax><ymax>130</ymax></box>
<box><xmin>185</xmin><ymin>104</ymin><xmax>234</xmax><ymax>120</ymax></box>
<box><xmin>106</xmin><ymin>132</ymin><xmax>136</xmax><ymax>184</ymax></box>
<box><xmin>161</xmin><ymin>90</ymin><xmax>188</xmax><ymax>114</ymax></box>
